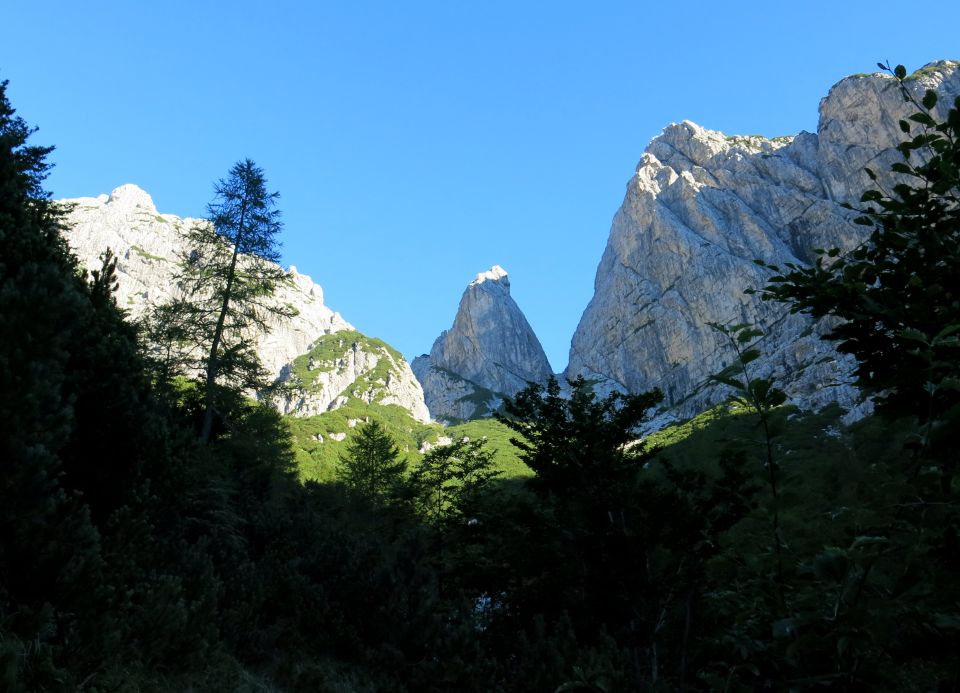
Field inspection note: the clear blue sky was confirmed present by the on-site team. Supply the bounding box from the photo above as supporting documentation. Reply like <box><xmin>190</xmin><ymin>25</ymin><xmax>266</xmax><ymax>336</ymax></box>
<box><xmin>3</xmin><ymin>1</ymin><xmax>958</xmax><ymax>370</ymax></box>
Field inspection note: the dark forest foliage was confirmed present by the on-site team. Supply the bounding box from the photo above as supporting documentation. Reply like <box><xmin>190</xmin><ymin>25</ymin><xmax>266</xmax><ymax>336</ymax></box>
<box><xmin>1</xmin><ymin>65</ymin><xmax>958</xmax><ymax>692</ymax></box>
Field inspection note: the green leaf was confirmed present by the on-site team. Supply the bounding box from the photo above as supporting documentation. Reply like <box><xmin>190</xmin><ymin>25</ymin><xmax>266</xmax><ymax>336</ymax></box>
<box><xmin>768</xmin><ymin>389</ymin><xmax>787</xmax><ymax>407</ymax></box>
<box><xmin>749</xmin><ymin>379</ymin><xmax>771</xmax><ymax>403</ymax></box>
<box><xmin>706</xmin><ymin>322</ymin><xmax>728</xmax><ymax>335</ymax></box>
<box><xmin>899</xmin><ymin>119</ymin><xmax>911</xmax><ymax>134</ymax></box>
<box><xmin>851</xmin><ymin>535</ymin><xmax>888</xmax><ymax>550</ymax></box>
<box><xmin>932</xmin><ymin>613</ymin><xmax>960</xmax><ymax>631</ymax></box>
<box><xmin>894</xmin><ymin>64</ymin><xmax>907</xmax><ymax>79</ymax></box>
<box><xmin>940</xmin><ymin>377</ymin><xmax>960</xmax><ymax>392</ymax></box>
<box><xmin>899</xmin><ymin>327</ymin><xmax>929</xmax><ymax>343</ymax></box>
<box><xmin>909</xmin><ymin>112</ymin><xmax>936</xmax><ymax>127</ymax></box>
<box><xmin>710</xmin><ymin>374</ymin><xmax>744</xmax><ymax>391</ymax></box>
<box><xmin>934</xmin><ymin>324</ymin><xmax>960</xmax><ymax>340</ymax></box>
<box><xmin>922</xmin><ymin>89</ymin><xmax>938</xmax><ymax>109</ymax></box>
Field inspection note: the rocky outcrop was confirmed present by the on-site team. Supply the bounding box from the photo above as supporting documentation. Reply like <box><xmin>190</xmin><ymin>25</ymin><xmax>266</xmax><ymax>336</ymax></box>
<box><xmin>275</xmin><ymin>330</ymin><xmax>431</xmax><ymax>422</ymax></box>
<box><xmin>61</xmin><ymin>186</ymin><xmax>430</xmax><ymax>421</ymax></box>
<box><xmin>413</xmin><ymin>266</ymin><xmax>553</xmax><ymax>422</ymax></box>
<box><xmin>63</xmin><ymin>185</ymin><xmax>352</xmax><ymax>377</ymax></box>
<box><xmin>566</xmin><ymin>61</ymin><xmax>960</xmax><ymax>419</ymax></box>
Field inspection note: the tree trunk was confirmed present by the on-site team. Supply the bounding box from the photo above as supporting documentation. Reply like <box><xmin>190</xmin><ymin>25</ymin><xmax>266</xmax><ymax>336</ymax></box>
<box><xmin>200</xmin><ymin>201</ymin><xmax>247</xmax><ymax>443</ymax></box>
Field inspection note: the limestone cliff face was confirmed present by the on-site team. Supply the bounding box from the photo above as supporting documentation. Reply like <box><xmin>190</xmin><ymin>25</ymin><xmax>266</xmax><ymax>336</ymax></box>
<box><xmin>412</xmin><ymin>266</ymin><xmax>553</xmax><ymax>422</ymax></box>
<box><xmin>61</xmin><ymin>186</ymin><xmax>430</xmax><ymax>421</ymax></box>
<box><xmin>566</xmin><ymin>61</ymin><xmax>960</xmax><ymax>418</ymax></box>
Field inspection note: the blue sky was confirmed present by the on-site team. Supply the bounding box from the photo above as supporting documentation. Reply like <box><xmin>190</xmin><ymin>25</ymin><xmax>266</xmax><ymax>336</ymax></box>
<box><xmin>2</xmin><ymin>1</ymin><xmax>958</xmax><ymax>370</ymax></box>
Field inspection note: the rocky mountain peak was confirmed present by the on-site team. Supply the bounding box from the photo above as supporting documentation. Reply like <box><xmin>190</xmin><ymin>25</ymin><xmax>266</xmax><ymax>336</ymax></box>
<box><xmin>565</xmin><ymin>61</ymin><xmax>960</xmax><ymax>422</ymax></box>
<box><xmin>470</xmin><ymin>264</ymin><xmax>510</xmax><ymax>289</ymax></box>
<box><xmin>412</xmin><ymin>265</ymin><xmax>552</xmax><ymax>422</ymax></box>
<box><xmin>106</xmin><ymin>183</ymin><xmax>157</xmax><ymax>212</ymax></box>
<box><xmin>60</xmin><ymin>188</ymin><xmax>431</xmax><ymax>422</ymax></box>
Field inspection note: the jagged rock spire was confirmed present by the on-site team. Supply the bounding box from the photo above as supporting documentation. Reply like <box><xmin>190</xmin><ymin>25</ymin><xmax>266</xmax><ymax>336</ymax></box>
<box><xmin>412</xmin><ymin>265</ymin><xmax>552</xmax><ymax>422</ymax></box>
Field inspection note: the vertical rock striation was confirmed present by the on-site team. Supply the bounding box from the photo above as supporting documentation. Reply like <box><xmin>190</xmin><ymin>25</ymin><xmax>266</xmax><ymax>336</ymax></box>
<box><xmin>566</xmin><ymin>61</ymin><xmax>960</xmax><ymax>419</ymax></box>
<box><xmin>412</xmin><ymin>266</ymin><xmax>553</xmax><ymax>422</ymax></box>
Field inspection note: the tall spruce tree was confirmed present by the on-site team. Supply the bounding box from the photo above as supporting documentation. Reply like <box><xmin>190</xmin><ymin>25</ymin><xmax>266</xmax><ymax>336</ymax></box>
<box><xmin>154</xmin><ymin>159</ymin><xmax>291</xmax><ymax>442</ymax></box>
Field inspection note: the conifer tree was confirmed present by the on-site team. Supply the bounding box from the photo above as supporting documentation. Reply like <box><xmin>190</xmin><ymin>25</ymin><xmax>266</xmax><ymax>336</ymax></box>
<box><xmin>498</xmin><ymin>375</ymin><xmax>662</xmax><ymax>505</ymax></box>
<box><xmin>338</xmin><ymin>420</ymin><xmax>408</xmax><ymax>503</ymax></box>
<box><xmin>0</xmin><ymin>76</ymin><xmax>96</xmax><ymax>587</ymax></box>
<box><xmin>151</xmin><ymin>159</ymin><xmax>291</xmax><ymax>442</ymax></box>
<box><xmin>412</xmin><ymin>436</ymin><xmax>499</xmax><ymax>530</ymax></box>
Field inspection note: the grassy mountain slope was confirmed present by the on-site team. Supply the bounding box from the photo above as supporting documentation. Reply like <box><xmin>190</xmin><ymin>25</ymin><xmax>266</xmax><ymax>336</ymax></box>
<box><xmin>285</xmin><ymin>403</ymin><xmax>531</xmax><ymax>482</ymax></box>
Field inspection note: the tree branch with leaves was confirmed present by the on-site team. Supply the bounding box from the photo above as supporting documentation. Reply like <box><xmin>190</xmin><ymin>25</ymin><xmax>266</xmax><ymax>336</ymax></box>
<box><xmin>754</xmin><ymin>62</ymin><xmax>960</xmax><ymax>489</ymax></box>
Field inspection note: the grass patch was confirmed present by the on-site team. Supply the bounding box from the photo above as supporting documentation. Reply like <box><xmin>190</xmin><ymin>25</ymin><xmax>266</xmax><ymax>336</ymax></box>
<box><xmin>130</xmin><ymin>244</ymin><xmax>168</xmax><ymax>262</ymax></box>
<box><xmin>447</xmin><ymin>417</ymin><xmax>531</xmax><ymax>479</ymax></box>
<box><xmin>285</xmin><ymin>402</ymin><xmax>528</xmax><ymax>483</ymax></box>
<box><xmin>907</xmin><ymin>61</ymin><xmax>959</xmax><ymax>81</ymax></box>
<box><xmin>287</xmin><ymin>330</ymin><xmax>396</xmax><ymax>390</ymax></box>
<box><xmin>286</xmin><ymin>402</ymin><xmax>425</xmax><ymax>482</ymax></box>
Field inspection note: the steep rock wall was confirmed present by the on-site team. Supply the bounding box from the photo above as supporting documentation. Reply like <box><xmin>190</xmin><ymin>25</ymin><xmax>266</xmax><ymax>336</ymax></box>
<box><xmin>566</xmin><ymin>61</ymin><xmax>960</xmax><ymax>418</ymax></box>
<box><xmin>413</xmin><ymin>266</ymin><xmax>553</xmax><ymax>421</ymax></box>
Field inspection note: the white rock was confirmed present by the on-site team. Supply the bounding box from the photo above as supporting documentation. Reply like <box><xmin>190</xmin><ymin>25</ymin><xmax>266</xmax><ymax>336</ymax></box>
<box><xmin>61</xmin><ymin>187</ymin><xmax>431</xmax><ymax>422</ymax></box>
<box><xmin>62</xmin><ymin>185</ymin><xmax>353</xmax><ymax>378</ymax></box>
<box><xmin>273</xmin><ymin>331</ymin><xmax>431</xmax><ymax>423</ymax></box>
<box><xmin>419</xmin><ymin>435</ymin><xmax>453</xmax><ymax>453</ymax></box>
<box><xmin>566</xmin><ymin>61</ymin><xmax>960</xmax><ymax>419</ymax></box>
<box><xmin>412</xmin><ymin>265</ymin><xmax>552</xmax><ymax>421</ymax></box>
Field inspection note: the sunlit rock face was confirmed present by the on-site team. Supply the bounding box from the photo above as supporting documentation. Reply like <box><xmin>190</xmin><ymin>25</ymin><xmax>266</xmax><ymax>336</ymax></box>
<box><xmin>412</xmin><ymin>266</ymin><xmax>553</xmax><ymax>422</ymax></box>
<box><xmin>565</xmin><ymin>61</ymin><xmax>960</xmax><ymax>420</ymax></box>
<box><xmin>275</xmin><ymin>330</ymin><xmax>431</xmax><ymax>423</ymax></box>
<box><xmin>61</xmin><ymin>186</ymin><xmax>430</xmax><ymax>421</ymax></box>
